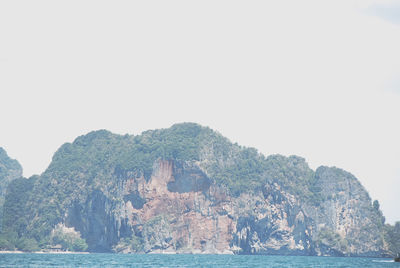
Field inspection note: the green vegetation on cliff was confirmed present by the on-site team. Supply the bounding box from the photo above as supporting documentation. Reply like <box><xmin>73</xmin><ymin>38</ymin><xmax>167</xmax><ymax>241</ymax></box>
<box><xmin>0</xmin><ymin>147</ymin><xmax>23</xmax><ymax>230</ymax></box>
<box><xmin>0</xmin><ymin>148</ymin><xmax>22</xmax><ymax>188</ymax></box>
<box><xmin>0</xmin><ymin>177</ymin><xmax>39</xmax><ymax>251</ymax></box>
<box><xmin>0</xmin><ymin>123</ymin><xmax>390</xmax><ymax>254</ymax></box>
<box><xmin>40</xmin><ymin>123</ymin><xmax>321</xmax><ymax>199</ymax></box>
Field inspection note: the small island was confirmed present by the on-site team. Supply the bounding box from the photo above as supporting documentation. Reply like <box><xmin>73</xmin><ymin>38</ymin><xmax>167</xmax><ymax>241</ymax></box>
<box><xmin>0</xmin><ymin>124</ymin><xmax>399</xmax><ymax>256</ymax></box>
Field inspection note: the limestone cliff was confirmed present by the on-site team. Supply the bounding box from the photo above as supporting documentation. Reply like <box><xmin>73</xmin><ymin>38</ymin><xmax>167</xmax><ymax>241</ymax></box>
<box><xmin>59</xmin><ymin>158</ymin><xmax>385</xmax><ymax>256</ymax></box>
<box><xmin>305</xmin><ymin>167</ymin><xmax>385</xmax><ymax>256</ymax></box>
<box><xmin>1</xmin><ymin>123</ymin><xmax>388</xmax><ymax>255</ymax></box>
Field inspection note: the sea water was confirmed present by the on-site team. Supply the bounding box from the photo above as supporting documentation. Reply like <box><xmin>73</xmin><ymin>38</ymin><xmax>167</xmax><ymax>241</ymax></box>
<box><xmin>0</xmin><ymin>254</ymin><xmax>397</xmax><ymax>267</ymax></box>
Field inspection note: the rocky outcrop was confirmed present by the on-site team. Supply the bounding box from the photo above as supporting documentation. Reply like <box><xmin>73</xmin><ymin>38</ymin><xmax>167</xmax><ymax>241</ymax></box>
<box><xmin>60</xmin><ymin>159</ymin><xmax>385</xmax><ymax>256</ymax></box>
<box><xmin>69</xmin><ymin>160</ymin><xmax>235</xmax><ymax>254</ymax></box>
<box><xmin>304</xmin><ymin>167</ymin><xmax>385</xmax><ymax>256</ymax></box>
<box><xmin>231</xmin><ymin>184</ymin><xmax>314</xmax><ymax>255</ymax></box>
<box><xmin>1</xmin><ymin>123</ymin><xmax>388</xmax><ymax>255</ymax></box>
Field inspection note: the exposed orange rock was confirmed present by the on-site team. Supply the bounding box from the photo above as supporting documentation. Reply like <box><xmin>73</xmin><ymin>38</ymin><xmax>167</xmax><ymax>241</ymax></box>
<box><xmin>122</xmin><ymin>160</ymin><xmax>235</xmax><ymax>253</ymax></box>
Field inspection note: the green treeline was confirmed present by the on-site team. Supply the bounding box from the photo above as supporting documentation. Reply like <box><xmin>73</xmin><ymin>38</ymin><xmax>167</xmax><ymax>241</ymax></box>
<box><xmin>0</xmin><ymin>177</ymin><xmax>39</xmax><ymax>251</ymax></box>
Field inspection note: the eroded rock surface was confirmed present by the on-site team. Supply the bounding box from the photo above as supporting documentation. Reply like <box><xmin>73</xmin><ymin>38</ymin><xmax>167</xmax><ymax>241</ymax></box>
<box><xmin>62</xmin><ymin>159</ymin><xmax>385</xmax><ymax>256</ymax></box>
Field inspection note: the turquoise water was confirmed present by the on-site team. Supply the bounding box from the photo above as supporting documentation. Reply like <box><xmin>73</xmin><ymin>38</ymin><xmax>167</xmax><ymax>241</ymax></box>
<box><xmin>0</xmin><ymin>254</ymin><xmax>397</xmax><ymax>267</ymax></box>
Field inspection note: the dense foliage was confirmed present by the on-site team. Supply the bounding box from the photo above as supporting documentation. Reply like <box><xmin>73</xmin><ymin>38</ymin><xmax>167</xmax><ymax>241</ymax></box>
<box><xmin>0</xmin><ymin>147</ymin><xmax>23</xmax><ymax>230</ymax></box>
<box><xmin>0</xmin><ymin>148</ymin><xmax>22</xmax><ymax>185</ymax></box>
<box><xmin>51</xmin><ymin>224</ymin><xmax>88</xmax><ymax>252</ymax></box>
<box><xmin>0</xmin><ymin>177</ymin><xmax>38</xmax><ymax>251</ymax></box>
<box><xmin>33</xmin><ymin>123</ymin><xmax>324</xmax><ymax>200</ymax></box>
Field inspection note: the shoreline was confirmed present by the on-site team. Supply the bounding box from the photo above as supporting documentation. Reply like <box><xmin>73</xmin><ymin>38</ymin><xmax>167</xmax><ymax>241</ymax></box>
<box><xmin>0</xmin><ymin>251</ymin><xmax>89</xmax><ymax>254</ymax></box>
<box><xmin>0</xmin><ymin>251</ymin><xmax>394</xmax><ymax>258</ymax></box>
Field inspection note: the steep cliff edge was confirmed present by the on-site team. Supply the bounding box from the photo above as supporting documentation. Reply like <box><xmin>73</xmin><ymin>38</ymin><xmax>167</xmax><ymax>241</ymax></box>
<box><xmin>306</xmin><ymin>167</ymin><xmax>386</xmax><ymax>256</ymax></box>
<box><xmin>1</xmin><ymin>123</ymin><xmax>389</xmax><ymax>255</ymax></box>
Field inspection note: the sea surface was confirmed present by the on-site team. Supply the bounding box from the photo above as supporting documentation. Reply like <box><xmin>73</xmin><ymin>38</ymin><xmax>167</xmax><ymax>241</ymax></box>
<box><xmin>0</xmin><ymin>253</ymin><xmax>397</xmax><ymax>268</ymax></box>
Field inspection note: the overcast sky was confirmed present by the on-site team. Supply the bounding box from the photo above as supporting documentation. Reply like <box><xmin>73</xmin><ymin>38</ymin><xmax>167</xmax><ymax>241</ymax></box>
<box><xmin>0</xmin><ymin>0</ymin><xmax>399</xmax><ymax>224</ymax></box>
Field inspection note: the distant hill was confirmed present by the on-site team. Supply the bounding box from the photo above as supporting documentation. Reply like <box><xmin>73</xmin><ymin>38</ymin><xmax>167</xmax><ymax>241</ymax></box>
<box><xmin>0</xmin><ymin>147</ymin><xmax>22</xmax><ymax>230</ymax></box>
<box><xmin>0</xmin><ymin>123</ymin><xmax>394</xmax><ymax>255</ymax></box>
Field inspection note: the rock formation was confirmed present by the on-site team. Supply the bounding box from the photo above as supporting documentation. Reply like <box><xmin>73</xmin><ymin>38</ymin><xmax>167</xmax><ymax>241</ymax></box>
<box><xmin>0</xmin><ymin>123</ymin><xmax>388</xmax><ymax>255</ymax></box>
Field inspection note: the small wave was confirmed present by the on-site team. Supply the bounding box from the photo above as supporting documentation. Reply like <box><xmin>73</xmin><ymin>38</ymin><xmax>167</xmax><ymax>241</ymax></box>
<box><xmin>372</xmin><ymin>260</ymin><xmax>394</xmax><ymax>263</ymax></box>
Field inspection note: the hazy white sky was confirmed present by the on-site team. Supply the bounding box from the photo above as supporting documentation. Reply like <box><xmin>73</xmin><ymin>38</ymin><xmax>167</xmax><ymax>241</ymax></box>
<box><xmin>0</xmin><ymin>0</ymin><xmax>399</xmax><ymax>223</ymax></box>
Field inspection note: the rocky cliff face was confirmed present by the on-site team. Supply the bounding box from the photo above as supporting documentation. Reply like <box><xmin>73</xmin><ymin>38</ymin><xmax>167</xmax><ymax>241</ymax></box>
<box><xmin>305</xmin><ymin>167</ymin><xmax>385</xmax><ymax>256</ymax></box>
<box><xmin>63</xmin><ymin>159</ymin><xmax>235</xmax><ymax>253</ymax></box>
<box><xmin>1</xmin><ymin>123</ymin><xmax>388</xmax><ymax>255</ymax></box>
<box><xmin>61</xmin><ymin>159</ymin><xmax>385</xmax><ymax>256</ymax></box>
